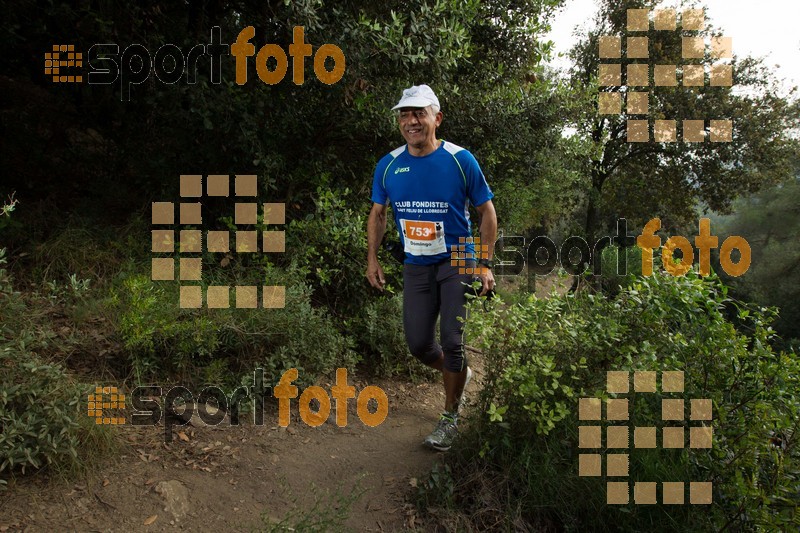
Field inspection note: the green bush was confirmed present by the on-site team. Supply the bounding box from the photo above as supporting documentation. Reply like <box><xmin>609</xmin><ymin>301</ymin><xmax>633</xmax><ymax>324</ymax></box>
<box><xmin>0</xmin><ymin>347</ymin><xmax>82</xmax><ymax>479</ymax></box>
<box><xmin>286</xmin><ymin>187</ymin><xmax>403</xmax><ymax>318</ymax></box>
<box><xmin>248</xmin><ymin>282</ymin><xmax>359</xmax><ymax>384</ymax></box>
<box><xmin>107</xmin><ymin>191</ymin><xmax>381</xmax><ymax>387</ymax></box>
<box><xmin>599</xmin><ymin>244</ymin><xmax>643</xmax><ymax>294</ymax></box>
<box><xmin>425</xmin><ymin>270</ymin><xmax>800</xmax><ymax>531</ymax></box>
<box><xmin>113</xmin><ymin>274</ymin><xmax>221</xmax><ymax>381</ymax></box>
<box><xmin>113</xmin><ymin>270</ymin><xmax>358</xmax><ymax>387</ymax></box>
<box><xmin>285</xmin><ymin>186</ymin><xmax>418</xmax><ymax>379</ymax></box>
<box><xmin>351</xmin><ymin>294</ymin><xmax>407</xmax><ymax>376</ymax></box>
<box><xmin>350</xmin><ymin>293</ymin><xmax>437</xmax><ymax>380</ymax></box>
<box><xmin>0</xmin><ymin>248</ymin><xmax>111</xmax><ymax>486</ymax></box>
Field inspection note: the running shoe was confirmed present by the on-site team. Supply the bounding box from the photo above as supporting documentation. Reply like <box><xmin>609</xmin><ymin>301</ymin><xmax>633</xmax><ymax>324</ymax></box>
<box><xmin>424</xmin><ymin>412</ymin><xmax>458</xmax><ymax>451</ymax></box>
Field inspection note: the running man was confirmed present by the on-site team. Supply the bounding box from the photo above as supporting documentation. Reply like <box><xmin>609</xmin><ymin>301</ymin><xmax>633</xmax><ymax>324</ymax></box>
<box><xmin>366</xmin><ymin>84</ymin><xmax>497</xmax><ymax>451</ymax></box>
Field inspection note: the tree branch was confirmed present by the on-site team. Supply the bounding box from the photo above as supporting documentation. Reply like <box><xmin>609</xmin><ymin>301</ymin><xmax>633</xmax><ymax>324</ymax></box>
<box><xmin>605</xmin><ymin>145</ymin><xmax>667</xmax><ymax>176</ymax></box>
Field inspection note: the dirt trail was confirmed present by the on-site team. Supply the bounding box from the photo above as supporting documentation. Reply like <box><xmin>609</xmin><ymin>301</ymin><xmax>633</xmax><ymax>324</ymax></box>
<box><xmin>0</xmin><ymin>366</ymin><xmax>483</xmax><ymax>532</ymax></box>
<box><xmin>0</xmin><ymin>273</ymin><xmax>568</xmax><ymax>532</ymax></box>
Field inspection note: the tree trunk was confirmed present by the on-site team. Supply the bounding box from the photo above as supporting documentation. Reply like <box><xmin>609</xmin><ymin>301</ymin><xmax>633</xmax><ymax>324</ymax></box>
<box><xmin>584</xmin><ymin>169</ymin><xmax>605</xmax><ymax>243</ymax></box>
<box><xmin>576</xmin><ymin>169</ymin><xmax>606</xmax><ymax>294</ymax></box>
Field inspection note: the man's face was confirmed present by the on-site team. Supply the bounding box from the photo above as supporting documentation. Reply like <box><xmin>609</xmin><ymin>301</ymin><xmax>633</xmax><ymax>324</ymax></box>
<box><xmin>397</xmin><ymin>106</ymin><xmax>442</xmax><ymax>149</ymax></box>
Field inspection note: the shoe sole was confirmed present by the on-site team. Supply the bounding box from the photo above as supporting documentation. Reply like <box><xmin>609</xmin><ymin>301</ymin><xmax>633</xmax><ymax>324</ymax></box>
<box><xmin>423</xmin><ymin>440</ymin><xmax>451</xmax><ymax>452</ymax></box>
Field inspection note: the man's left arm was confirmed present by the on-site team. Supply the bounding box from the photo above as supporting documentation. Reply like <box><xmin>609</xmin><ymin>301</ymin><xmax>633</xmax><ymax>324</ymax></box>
<box><xmin>475</xmin><ymin>200</ymin><xmax>497</xmax><ymax>296</ymax></box>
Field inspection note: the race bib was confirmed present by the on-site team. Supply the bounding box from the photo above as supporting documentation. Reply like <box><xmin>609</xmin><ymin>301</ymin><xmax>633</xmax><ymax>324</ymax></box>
<box><xmin>400</xmin><ymin>219</ymin><xmax>447</xmax><ymax>256</ymax></box>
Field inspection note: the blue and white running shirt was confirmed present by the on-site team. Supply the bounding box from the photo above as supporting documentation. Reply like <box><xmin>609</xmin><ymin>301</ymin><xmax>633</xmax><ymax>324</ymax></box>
<box><xmin>371</xmin><ymin>141</ymin><xmax>494</xmax><ymax>266</ymax></box>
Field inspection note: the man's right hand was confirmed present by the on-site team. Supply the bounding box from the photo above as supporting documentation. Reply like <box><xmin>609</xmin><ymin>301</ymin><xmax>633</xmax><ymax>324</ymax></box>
<box><xmin>366</xmin><ymin>259</ymin><xmax>386</xmax><ymax>290</ymax></box>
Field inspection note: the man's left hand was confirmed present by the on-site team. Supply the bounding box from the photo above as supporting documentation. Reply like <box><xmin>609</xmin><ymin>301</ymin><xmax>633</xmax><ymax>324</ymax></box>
<box><xmin>477</xmin><ymin>269</ymin><xmax>496</xmax><ymax>296</ymax></box>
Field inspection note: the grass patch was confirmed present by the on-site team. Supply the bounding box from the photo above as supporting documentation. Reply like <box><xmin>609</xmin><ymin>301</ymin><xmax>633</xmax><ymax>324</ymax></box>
<box><xmin>256</xmin><ymin>478</ymin><xmax>366</xmax><ymax>532</ymax></box>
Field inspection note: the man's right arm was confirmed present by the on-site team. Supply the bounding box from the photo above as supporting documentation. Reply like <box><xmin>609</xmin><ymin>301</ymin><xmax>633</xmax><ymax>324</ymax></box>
<box><xmin>366</xmin><ymin>202</ymin><xmax>387</xmax><ymax>290</ymax></box>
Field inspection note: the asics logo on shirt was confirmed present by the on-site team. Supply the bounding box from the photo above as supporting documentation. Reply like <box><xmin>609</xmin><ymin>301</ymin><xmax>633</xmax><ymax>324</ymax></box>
<box><xmin>394</xmin><ymin>166</ymin><xmax>410</xmax><ymax>174</ymax></box>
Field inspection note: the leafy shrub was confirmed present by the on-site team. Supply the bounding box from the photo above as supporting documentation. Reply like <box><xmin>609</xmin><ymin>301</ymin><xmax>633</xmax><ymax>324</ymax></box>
<box><xmin>247</xmin><ymin>282</ymin><xmax>359</xmax><ymax>384</ymax></box>
<box><xmin>113</xmin><ymin>271</ymin><xmax>358</xmax><ymax>387</ymax></box>
<box><xmin>350</xmin><ymin>293</ymin><xmax>436</xmax><ymax>380</ymax></box>
<box><xmin>351</xmin><ymin>294</ymin><xmax>406</xmax><ymax>376</ymax></box>
<box><xmin>0</xmin><ymin>248</ymin><xmax>111</xmax><ymax>486</ymax></box>
<box><xmin>285</xmin><ymin>187</ymin><xmax>417</xmax><ymax>379</ymax></box>
<box><xmin>286</xmin><ymin>187</ymin><xmax>403</xmax><ymax>318</ymax></box>
<box><xmin>425</xmin><ymin>270</ymin><xmax>800</xmax><ymax>531</ymax></box>
<box><xmin>0</xmin><ymin>347</ymin><xmax>82</xmax><ymax>478</ymax></box>
<box><xmin>599</xmin><ymin>244</ymin><xmax>643</xmax><ymax>293</ymax></box>
<box><xmin>113</xmin><ymin>274</ymin><xmax>221</xmax><ymax>381</ymax></box>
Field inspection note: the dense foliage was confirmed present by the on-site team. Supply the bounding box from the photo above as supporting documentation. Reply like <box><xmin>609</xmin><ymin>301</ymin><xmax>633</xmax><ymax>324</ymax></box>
<box><xmin>1</xmin><ymin>4</ymin><xmax>798</xmax><ymax>530</ymax></box>
<box><xmin>1</xmin><ymin>0</ymin><xmax>570</xmax><ymax>238</ymax></box>
<box><xmin>0</xmin><ymin>247</ymin><xmax>111</xmax><ymax>486</ymax></box>
<box><xmin>422</xmin><ymin>270</ymin><xmax>800</xmax><ymax>531</ymax></box>
<box><xmin>568</xmin><ymin>0</ymin><xmax>799</xmax><ymax>239</ymax></box>
<box><xmin>714</xmin><ymin>178</ymin><xmax>800</xmax><ymax>347</ymax></box>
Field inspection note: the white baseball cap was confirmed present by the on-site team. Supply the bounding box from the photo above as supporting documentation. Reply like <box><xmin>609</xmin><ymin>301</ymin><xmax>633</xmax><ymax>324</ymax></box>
<box><xmin>391</xmin><ymin>84</ymin><xmax>440</xmax><ymax>111</ymax></box>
